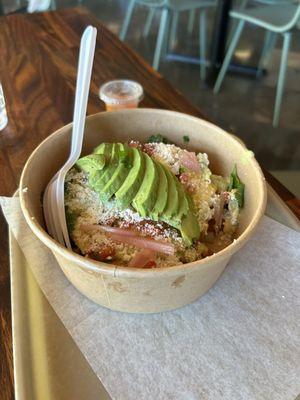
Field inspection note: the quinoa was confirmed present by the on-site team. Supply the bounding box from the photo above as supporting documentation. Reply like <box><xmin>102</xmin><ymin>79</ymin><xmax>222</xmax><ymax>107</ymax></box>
<box><xmin>64</xmin><ymin>141</ymin><xmax>241</xmax><ymax>268</ymax></box>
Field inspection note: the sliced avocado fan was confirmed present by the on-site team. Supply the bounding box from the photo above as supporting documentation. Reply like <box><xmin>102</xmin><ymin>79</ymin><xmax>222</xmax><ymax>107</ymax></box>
<box><xmin>75</xmin><ymin>142</ymin><xmax>200</xmax><ymax>245</ymax></box>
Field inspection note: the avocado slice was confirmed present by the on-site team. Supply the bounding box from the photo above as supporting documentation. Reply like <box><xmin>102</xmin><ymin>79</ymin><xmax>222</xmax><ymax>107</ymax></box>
<box><xmin>158</xmin><ymin>169</ymin><xmax>197</xmax><ymax>244</ymax></box>
<box><xmin>89</xmin><ymin>143</ymin><xmax>113</xmax><ymax>187</ymax></box>
<box><xmin>115</xmin><ymin>147</ymin><xmax>145</xmax><ymax>209</ymax></box>
<box><xmin>175</xmin><ymin>179</ymin><xmax>189</xmax><ymax>220</ymax></box>
<box><xmin>162</xmin><ymin>169</ymin><xmax>189</xmax><ymax>221</ymax></box>
<box><xmin>76</xmin><ymin>154</ymin><xmax>106</xmax><ymax>175</ymax></box>
<box><xmin>163</xmin><ymin>168</ymin><xmax>179</xmax><ymax>219</ymax></box>
<box><xmin>162</xmin><ymin>195</ymin><xmax>200</xmax><ymax>245</ymax></box>
<box><xmin>93</xmin><ymin>143</ymin><xmax>121</xmax><ymax>193</ymax></box>
<box><xmin>151</xmin><ymin>161</ymin><xmax>168</xmax><ymax>220</ymax></box>
<box><xmin>179</xmin><ymin>213</ymin><xmax>200</xmax><ymax>245</ymax></box>
<box><xmin>132</xmin><ymin>153</ymin><xmax>159</xmax><ymax>217</ymax></box>
<box><xmin>100</xmin><ymin>145</ymin><xmax>133</xmax><ymax>201</ymax></box>
<box><xmin>178</xmin><ymin>196</ymin><xmax>200</xmax><ymax>245</ymax></box>
<box><xmin>93</xmin><ymin>142</ymin><xmax>106</xmax><ymax>154</ymax></box>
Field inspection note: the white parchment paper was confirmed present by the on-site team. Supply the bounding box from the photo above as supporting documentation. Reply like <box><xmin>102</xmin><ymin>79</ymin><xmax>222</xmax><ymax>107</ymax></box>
<box><xmin>1</xmin><ymin>196</ymin><xmax>300</xmax><ymax>400</ymax></box>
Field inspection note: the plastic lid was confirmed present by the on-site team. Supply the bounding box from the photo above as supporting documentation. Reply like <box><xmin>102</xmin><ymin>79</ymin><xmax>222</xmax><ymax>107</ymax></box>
<box><xmin>99</xmin><ymin>80</ymin><xmax>144</xmax><ymax>105</ymax></box>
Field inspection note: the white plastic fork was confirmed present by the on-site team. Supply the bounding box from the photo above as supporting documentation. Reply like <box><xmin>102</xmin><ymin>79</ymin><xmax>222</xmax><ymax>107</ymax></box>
<box><xmin>43</xmin><ymin>26</ymin><xmax>97</xmax><ymax>249</ymax></box>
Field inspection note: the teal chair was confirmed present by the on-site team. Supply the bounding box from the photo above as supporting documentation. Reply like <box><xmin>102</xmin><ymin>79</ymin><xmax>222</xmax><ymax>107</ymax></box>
<box><xmin>142</xmin><ymin>6</ymin><xmax>197</xmax><ymax>38</ymax></box>
<box><xmin>232</xmin><ymin>0</ymin><xmax>294</xmax><ymax>76</ymax></box>
<box><xmin>213</xmin><ymin>2</ymin><xmax>300</xmax><ymax>126</ymax></box>
<box><xmin>119</xmin><ymin>0</ymin><xmax>216</xmax><ymax>80</ymax></box>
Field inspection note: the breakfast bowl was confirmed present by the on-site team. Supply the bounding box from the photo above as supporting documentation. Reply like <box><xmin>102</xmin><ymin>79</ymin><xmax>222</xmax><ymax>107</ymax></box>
<box><xmin>19</xmin><ymin>109</ymin><xmax>267</xmax><ymax>313</ymax></box>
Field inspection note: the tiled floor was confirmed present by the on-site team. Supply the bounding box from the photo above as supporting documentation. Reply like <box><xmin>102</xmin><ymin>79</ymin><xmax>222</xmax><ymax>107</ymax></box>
<box><xmin>3</xmin><ymin>0</ymin><xmax>300</xmax><ymax>195</ymax></box>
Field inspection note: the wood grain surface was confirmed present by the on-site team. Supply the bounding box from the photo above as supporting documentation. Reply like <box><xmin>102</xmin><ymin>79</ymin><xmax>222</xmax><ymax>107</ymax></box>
<box><xmin>0</xmin><ymin>7</ymin><xmax>299</xmax><ymax>400</ymax></box>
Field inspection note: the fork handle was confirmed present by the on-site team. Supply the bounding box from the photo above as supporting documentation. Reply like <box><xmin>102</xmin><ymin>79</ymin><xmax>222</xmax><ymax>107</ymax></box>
<box><xmin>71</xmin><ymin>26</ymin><xmax>97</xmax><ymax>160</ymax></box>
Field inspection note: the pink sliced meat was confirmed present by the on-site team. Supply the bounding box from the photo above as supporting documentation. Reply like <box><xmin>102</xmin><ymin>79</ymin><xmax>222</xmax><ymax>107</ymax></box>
<box><xmin>99</xmin><ymin>225</ymin><xmax>138</xmax><ymax>237</ymax></box>
<box><xmin>108</xmin><ymin>233</ymin><xmax>175</xmax><ymax>255</ymax></box>
<box><xmin>179</xmin><ymin>150</ymin><xmax>200</xmax><ymax>173</ymax></box>
<box><xmin>81</xmin><ymin>224</ymin><xmax>175</xmax><ymax>255</ymax></box>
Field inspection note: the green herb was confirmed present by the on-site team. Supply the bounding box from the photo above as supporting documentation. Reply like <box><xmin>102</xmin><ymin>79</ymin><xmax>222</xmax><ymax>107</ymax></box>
<box><xmin>65</xmin><ymin>209</ymin><xmax>77</xmax><ymax>233</ymax></box>
<box><xmin>183</xmin><ymin>135</ymin><xmax>190</xmax><ymax>143</ymax></box>
<box><xmin>119</xmin><ymin>150</ymin><xmax>126</xmax><ymax>159</ymax></box>
<box><xmin>228</xmin><ymin>164</ymin><xmax>245</xmax><ymax>208</ymax></box>
<box><xmin>179</xmin><ymin>166</ymin><xmax>187</xmax><ymax>174</ymax></box>
<box><xmin>120</xmin><ymin>151</ymin><xmax>132</xmax><ymax>168</ymax></box>
<box><xmin>147</xmin><ymin>134</ymin><xmax>172</xmax><ymax>144</ymax></box>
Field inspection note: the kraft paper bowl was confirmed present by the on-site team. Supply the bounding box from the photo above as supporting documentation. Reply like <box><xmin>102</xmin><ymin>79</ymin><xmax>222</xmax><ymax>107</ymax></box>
<box><xmin>19</xmin><ymin>109</ymin><xmax>267</xmax><ymax>313</ymax></box>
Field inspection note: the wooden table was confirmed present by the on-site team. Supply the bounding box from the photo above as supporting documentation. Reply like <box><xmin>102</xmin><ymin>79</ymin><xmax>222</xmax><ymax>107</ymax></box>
<box><xmin>0</xmin><ymin>7</ymin><xmax>299</xmax><ymax>400</ymax></box>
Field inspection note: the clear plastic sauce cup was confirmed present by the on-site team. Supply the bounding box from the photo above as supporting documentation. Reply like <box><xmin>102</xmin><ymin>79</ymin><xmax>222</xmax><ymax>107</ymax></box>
<box><xmin>99</xmin><ymin>80</ymin><xmax>144</xmax><ymax>111</ymax></box>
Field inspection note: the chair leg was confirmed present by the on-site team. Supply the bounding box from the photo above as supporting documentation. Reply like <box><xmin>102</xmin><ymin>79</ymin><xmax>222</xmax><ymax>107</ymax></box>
<box><xmin>257</xmin><ymin>30</ymin><xmax>277</xmax><ymax>77</ymax></box>
<box><xmin>226</xmin><ymin>0</ymin><xmax>247</xmax><ymax>49</ymax></box>
<box><xmin>169</xmin><ymin>10</ymin><xmax>179</xmax><ymax>49</ymax></box>
<box><xmin>143</xmin><ymin>7</ymin><xmax>155</xmax><ymax>37</ymax></box>
<box><xmin>199</xmin><ymin>10</ymin><xmax>207</xmax><ymax>82</ymax></box>
<box><xmin>213</xmin><ymin>20</ymin><xmax>245</xmax><ymax>94</ymax></box>
<box><xmin>161</xmin><ymin>8</ymin><xmax>171</xmax><ymax>58</ymax></box>
<box><xmin>263</xmin><ymin>32</ymin><xmax>277</xmax><ymax>69</ymax></box>
<box><xmin>153</xmin><ymin>8</ymin><xmax>169</xmax><ymax>70</ymax></box>
<box><xmin>188</xmin><ymin>10</ymin><xmax>196</xmax><ymax>34</ymax></box>
<box><xmin>119</xmin><ymin>0</ymin><xmax>136</xmax><ymax>41</ymax></box>
<box><xmin>273</xmin><ymin>32</ymin><xmax>291</xmax><ymax>127</ymax></box>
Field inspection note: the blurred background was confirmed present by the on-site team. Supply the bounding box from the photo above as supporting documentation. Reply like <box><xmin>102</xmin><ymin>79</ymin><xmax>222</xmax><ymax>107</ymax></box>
<box><xmin>1</xmin><ymin>0</ymin><xmax>299</xmax><ymax>195</ymax></box>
